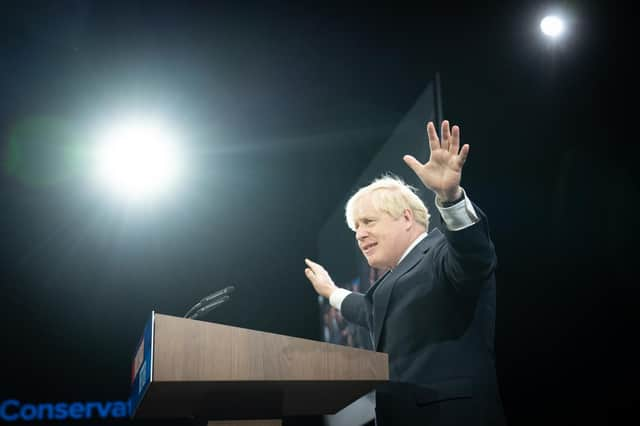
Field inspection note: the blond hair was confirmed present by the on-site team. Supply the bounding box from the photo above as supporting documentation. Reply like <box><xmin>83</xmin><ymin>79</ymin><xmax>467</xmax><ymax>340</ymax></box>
<box><xmin>345</xmin><ymin>175</ymin><xmax>430</xmax><ymax>231</ymax></box>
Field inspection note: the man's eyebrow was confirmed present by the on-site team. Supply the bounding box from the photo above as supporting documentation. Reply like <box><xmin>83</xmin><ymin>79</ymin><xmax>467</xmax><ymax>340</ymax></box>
<box><xmin>356</xmin><ymin>216</ymin><xmax>376</xmax><ymax>222</ymax></box>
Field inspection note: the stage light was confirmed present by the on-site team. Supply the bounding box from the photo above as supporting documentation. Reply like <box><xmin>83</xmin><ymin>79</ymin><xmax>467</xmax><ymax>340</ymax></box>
<box><xmin>93</xmin><ymin>119</ymin><xmax>183</xmax><ymax>203</ymax></box>
<box><xmin>540</xmin><ymin>15</ymin><xmax>565</xmax><ymax>38</ymax></box>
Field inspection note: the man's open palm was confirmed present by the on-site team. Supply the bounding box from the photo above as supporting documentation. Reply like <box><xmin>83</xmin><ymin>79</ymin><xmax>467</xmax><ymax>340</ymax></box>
<box><xmin>403</xmin><ymin>120</ymin><xmax>468</xmax><ymax>202</ymax></box>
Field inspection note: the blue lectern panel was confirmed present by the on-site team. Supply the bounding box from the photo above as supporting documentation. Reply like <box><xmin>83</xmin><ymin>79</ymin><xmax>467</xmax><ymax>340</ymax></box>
<box><xmin>129</xmin><ymin>311</ymin><xmax>154</xmax><ymax>418</ymax></box>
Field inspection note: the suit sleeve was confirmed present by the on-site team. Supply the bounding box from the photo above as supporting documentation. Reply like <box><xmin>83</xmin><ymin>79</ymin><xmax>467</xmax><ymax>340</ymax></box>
<box><xmin>440</xmin><ymin>203</ymin><xmax>498</xmax><ymax>294</ymax></box>
<box><xmin>340</xmin><ymin>292</ymin><xmax>372</xmax><ymax>330</ymax></box>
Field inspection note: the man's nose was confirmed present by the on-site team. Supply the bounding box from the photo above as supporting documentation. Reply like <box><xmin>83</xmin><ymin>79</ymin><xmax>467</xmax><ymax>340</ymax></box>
<box><xmin>356</xmin><ymin>228</ymin><xmax>368</xmax><ymax>241</ymax></box>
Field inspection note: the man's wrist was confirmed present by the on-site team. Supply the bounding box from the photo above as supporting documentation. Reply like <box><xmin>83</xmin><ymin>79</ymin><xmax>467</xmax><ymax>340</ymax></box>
<box><xmin>438</xmin><ymin>188</ymin><xmax>464</xmax><ymax>207</ymax></box>
<box><xmin>327</xmin><ymin>288</ymin><xmax>337</xmax><ymax>299</ymax></box>
<box><xmin>436</xmin><ymin>187</ymin><xmax>479</xmax><ymax>231</ymax></box>
<box><xmin>329</xmin><ymin>288</ymin><xmax>352</xmax><ymax>311</ymax></box>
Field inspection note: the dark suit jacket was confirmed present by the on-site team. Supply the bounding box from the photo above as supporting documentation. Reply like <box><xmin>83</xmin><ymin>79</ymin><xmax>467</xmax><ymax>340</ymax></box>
<box><xmin>341</xmin><ymin>205</ymin><xmax>505</xmax><ymax>425</ymax></box>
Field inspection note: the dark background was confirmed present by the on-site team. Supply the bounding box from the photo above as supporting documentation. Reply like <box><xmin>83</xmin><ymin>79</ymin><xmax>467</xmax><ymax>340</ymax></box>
<box><xmin>0</xmin><ymin>1</ymin><xmax>628</xmax><ymax>425</ymax></box>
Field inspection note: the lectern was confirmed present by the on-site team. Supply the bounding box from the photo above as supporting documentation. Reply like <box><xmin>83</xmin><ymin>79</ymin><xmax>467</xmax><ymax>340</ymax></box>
<box><xmin>129</xmin><ymin>312</ymin><xmax>388</xmax><ymax>426</ymax></box>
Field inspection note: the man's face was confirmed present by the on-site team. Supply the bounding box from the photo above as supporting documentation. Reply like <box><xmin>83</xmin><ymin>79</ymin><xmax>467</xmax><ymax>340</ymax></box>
<box><xmin>353</xmin><ymin>193</ymin><xmax>412</xmax><ymax>271</ymax></box>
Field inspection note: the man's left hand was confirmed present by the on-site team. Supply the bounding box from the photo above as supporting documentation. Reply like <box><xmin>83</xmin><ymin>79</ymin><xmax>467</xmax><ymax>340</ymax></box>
<box><xmin>403</xmin><ymin>120</ymin><xmax>468</xmax><ymax>203</ymax></box>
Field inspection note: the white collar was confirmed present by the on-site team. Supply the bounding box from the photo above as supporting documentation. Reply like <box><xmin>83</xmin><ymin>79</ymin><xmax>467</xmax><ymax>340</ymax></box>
<box><xmin>395</xmin><ymin>232</ymin><xmax>428</xmax><ymax>268</ymax></box>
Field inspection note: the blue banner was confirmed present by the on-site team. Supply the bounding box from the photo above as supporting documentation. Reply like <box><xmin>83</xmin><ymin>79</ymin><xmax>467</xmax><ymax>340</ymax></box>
<box><xmin>0</xmin><ymin>399</ymin><xmax>130</xmax><ymax>422</ymax></box>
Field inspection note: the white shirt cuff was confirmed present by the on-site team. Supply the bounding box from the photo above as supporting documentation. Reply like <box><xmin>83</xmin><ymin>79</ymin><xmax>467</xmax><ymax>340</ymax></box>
<box><xmin>436</xmin><ymin>187</ymin><xmax>479</xmax><ymax>231</ymax></box>
<box><xmin>329</xmin><ymin>288</ymin><xmax>352</xmax><ymax>311</ymax></box>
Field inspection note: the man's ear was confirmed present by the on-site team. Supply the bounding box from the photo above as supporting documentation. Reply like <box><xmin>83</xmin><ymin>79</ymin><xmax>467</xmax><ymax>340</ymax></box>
<box><xmin>402</xmin><ymin>208</ymin><xmax>414</xmax><ymax>230</ymax></box>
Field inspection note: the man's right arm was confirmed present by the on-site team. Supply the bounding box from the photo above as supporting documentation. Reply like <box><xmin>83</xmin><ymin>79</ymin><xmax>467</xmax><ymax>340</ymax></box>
<box><xmin>304</xmin><ymin>259</ymin><xmax>371</xmax><ymax>330</ymax></box>
<box><xmin>338</xmin><ymin>292</ymin><xmax>371</xmax><ymax>330</ymax></box>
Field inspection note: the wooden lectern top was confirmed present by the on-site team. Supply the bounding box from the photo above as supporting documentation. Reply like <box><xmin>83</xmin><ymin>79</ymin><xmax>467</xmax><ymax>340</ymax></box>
<box><xmin>131</xmin><ymin>313</ymin><xmax>388</xmax><ymax>422</ymax></box>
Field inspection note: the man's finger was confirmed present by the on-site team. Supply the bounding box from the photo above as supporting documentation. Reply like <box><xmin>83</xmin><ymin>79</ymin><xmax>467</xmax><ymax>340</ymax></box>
<box><xmin>426</xmin><ymin>122</ymin><xmax>440</xmax><ymax>153</ymax></box>
<box><xmin>305</xmin><ymin>258</ymin><xmax>325</xmax><ymax>274</ymax></box>
<box><xmin>441</xmin><ymin>120</ymin><xmax>450</xmax><ymax>151</ymax></box>
<box><xmin>403</xmin><ymin>155</ymin><xmax>423</xmax><ymax>176</ymax></box>
<box><xmin>450</xmin><ymin>124</ymin><xmax>460</xmax><ymax>154</ymax></box>
<box><xmin>305</xmin><ymin>268</ymin><xmax>317</xmax><ymax>284</ymax></box>
<box><xmin>459</xmin><ymin>144</ymin><xmax>470</xmax><ymax>166</ymax></box>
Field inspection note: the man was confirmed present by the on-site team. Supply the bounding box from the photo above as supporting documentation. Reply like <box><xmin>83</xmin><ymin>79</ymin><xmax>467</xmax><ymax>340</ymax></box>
<box><xmin>304</xmin><ymin>120</ymin><xmax>505</xmax><ymax>425</ymax></box>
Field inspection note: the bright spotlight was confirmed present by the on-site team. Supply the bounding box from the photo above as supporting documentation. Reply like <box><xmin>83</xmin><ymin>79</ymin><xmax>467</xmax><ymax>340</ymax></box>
<box><xmin>540</xmin><ymin>15</ymin><xmax>565</xmax><ymax>38</ymax></box>
<box><xmin>93</xmin><ymin>119</ymin><xmax>183</xmax><ymax>203</ymax></box>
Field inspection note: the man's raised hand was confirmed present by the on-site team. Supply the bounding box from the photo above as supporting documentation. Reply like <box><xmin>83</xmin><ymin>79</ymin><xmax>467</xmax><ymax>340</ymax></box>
<box><xmin>403</xmin><ymin>120</ymin><xmax>468</xmax><ymax>202</ymax></box>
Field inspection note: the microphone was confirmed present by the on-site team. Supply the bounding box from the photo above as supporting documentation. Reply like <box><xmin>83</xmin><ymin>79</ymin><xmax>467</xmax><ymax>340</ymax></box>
<box><xmin>200</xmin><ymin>285</ymin><xmax>235</xmax><ymax>304</ymax></box>
<box><xmin>188</xmin><ymin>295</ymin><xmax>231</xmax><ymax>320</ymax></box>
<box><xmin>184</xmin><ymin>285</ymin><xmax>235</xmax><ymax>319</ymax></box>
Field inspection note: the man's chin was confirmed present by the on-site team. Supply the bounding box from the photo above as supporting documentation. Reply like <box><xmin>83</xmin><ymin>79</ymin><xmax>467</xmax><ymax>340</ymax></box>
<box><xmin>366</xmin><ymin>258</ymin><xmax>381</xmax><ymax>269</ymax></box>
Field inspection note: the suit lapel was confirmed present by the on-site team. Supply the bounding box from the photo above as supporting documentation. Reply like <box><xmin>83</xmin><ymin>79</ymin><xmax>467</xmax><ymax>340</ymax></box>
<box><xmin>370</xmin><ymin>229</ymin><xmax>442</xmax><ymax>350</ymax></box>
<box><xmin>365</xmin><ymin>270</ymin><xmax>391</xmax><ymax>298</ymax></box>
